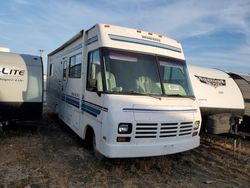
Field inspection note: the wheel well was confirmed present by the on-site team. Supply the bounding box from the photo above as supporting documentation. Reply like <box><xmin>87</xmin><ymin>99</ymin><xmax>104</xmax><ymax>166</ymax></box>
<box><xmin>84</xmin><ymin>126</ymin><xmax>95</xmax><ymax>149</ymax></box>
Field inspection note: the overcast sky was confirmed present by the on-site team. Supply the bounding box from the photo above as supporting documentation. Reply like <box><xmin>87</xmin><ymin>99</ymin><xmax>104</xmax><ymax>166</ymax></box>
<box><xmin>0</xmin><ymin>0</ymin><xmax>249</xmax><ymax>73</ymax></box>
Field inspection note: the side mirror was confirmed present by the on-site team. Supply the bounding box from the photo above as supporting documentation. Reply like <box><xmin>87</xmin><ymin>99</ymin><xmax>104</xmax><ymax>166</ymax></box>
<box><xmin>88</xmin><ymin>79</ymin><xmax>97</xmax><ymax>92</ymax></box>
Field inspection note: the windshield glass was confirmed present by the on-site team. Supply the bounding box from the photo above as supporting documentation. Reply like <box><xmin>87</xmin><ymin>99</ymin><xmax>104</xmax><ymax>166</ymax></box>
<box><xmin>101</xmin><ymin>48</ymin><xmax>194</xmax><ymax>97</ymax></box>
<box><xmin>103</xmin><ymin>49</ymin><xmax>162</xmax><ymax>95</ymax></box>
<box><xmin>158</xmin><ymin>57</ymin><xmax>194</xmax><ymax>97</ymax></box>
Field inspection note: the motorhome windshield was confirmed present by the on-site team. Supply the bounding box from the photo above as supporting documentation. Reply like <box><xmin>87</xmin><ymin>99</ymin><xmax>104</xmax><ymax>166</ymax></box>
<box><xmin>158</xmin><ymin>57</ymin><xmax>194</xmax><ymax>97</ymax></box>
<box><xmin>102</xmin><ymin>48</ymin><xmax>194</xmax><ymax>97</ymax></box>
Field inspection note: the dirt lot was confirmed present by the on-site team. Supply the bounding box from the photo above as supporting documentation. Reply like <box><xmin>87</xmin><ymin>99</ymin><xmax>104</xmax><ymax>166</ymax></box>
<box><xmin>0</xmin><ymin>106</ymin><xmax>250</xmax><ymax>188</ymax></box>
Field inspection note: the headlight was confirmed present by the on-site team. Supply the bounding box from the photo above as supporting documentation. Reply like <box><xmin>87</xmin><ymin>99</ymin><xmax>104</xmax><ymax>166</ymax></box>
<box><xmin>194</xmin><ymin>121</ymin><xmax>200</xmax><ymax>130</ymax></box>
<box><xmin>118</xmin><ymin>123</ymin><xmax>132</xmax><ymax>134</ymax></box>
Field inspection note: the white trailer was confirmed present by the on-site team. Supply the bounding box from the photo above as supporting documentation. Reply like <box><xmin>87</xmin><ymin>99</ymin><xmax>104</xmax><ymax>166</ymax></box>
<box><xmin>229</xmin><ymin>72</ymin><xmax>250</xmax><ymax>130</ymax></box>
<box><xmin>188</xmin><ymin>65</ymin><xmax>244</xmax><ymax>134</ymax></box>
<box><xmin>47</xmin><ymin>24</ymin><xmax>201</xmax><ymax>158</ymax></box>
<box><xmin>0</xmin><ymin>51</ymin><xmax>43</xmax><ymax>124</ymax></box>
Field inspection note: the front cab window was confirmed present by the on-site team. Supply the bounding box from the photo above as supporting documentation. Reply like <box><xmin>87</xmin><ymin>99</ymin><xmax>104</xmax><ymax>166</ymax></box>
<box><xmin>87</xmin><ymin>50</ymin><xmax>103</xmax><ymax>92</ymax></box>
<box><xmin>158</xmin><ymin>57</ymin><xmax>194</xmax><ymax>97</ymax></box>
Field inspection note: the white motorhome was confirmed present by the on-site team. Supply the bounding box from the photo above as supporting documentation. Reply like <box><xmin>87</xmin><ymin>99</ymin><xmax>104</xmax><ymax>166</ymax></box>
<box><xmin>47</xmin><ymin>24</ymin><xmax>201</xmax><ymax>158</ymax></box>
<box><xmin>0</xmin><ymin>51</ymin><xmax>43</xmax><ymax>125</ymax></box>
<box><xmin>188</xmin><ymin>65</ymin><xmax>244</xmax><ymax>134</ymax></box>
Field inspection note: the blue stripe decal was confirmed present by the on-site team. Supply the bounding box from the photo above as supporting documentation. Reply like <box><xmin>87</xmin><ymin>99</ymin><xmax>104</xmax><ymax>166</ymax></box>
<box><xmin>83</xmin><ymin>100</ymin><xmax>108</xmax><ymax>112</ymax></box>
<box><xmin>63</xmin><ymin>94</ymin><xmax>81</xmax><ymax>109</ymax></box>
<box><xmin>81</xmin><ymin>104</ymin><xmax>101</xmax><ymax>116</ymax></box>
<box><xmin>65</xmin><ymin>96</ymin><xmax>80</xmax><ymax>108</ymax></box>
<box><xmin>109</xmin><ymin>34</ymin><xmax>182</xmax><ymax>53</ymax></box>
<box><xmin>60</xmin><ymin>94</ymin><xmax>108</xmax><ymax>117</ymax></box>
<box><xmin>82</xmin><ymin>104</ymin><xmax>101</xmax><ymax>114</ymax></box>
<box><xmin>123</xmin><ymin>108</ymin><xmax>197</xmax><ymax>112</ymax></box>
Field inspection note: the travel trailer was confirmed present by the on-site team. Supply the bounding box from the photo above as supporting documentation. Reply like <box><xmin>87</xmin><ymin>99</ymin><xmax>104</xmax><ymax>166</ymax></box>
<box><xmin>0</xmin><ymin>51</ymin><xmax>43</xmax><ymax>127</ymax></box>
<box><xmin>229</xmin><ymin>72</ymin><xmax>250</xmax><ymax>129</ymax></box>
<box><xmin>188</xmin><ymin>65</ymin><xmax>244</xmax><ymax>134</ymax></box>
<box><xmin>47</xmin><ymin>24</ymin><xmax>201</xmax><ymax>158</ymax></box>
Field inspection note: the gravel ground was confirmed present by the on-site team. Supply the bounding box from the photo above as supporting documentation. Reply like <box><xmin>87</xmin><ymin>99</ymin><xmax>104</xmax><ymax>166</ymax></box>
<box><xmin>0</xmin><ymin>106</ymin><xmax>249</xmax><ymax>188</ymax></box>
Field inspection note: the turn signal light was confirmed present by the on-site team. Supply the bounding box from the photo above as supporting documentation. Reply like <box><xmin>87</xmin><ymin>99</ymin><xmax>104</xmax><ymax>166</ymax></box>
<box><xmin>117</xmin><ymin>137</ymin><xmax>131</xmax><ymax>142</ymax></box>
<box><xmin>192</xmin><ymin>131</ymin><xmax>198</xmax><ymax>137</ymax></box>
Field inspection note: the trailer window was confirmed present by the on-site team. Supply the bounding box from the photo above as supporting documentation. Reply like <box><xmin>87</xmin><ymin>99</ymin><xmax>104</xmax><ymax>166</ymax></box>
<box><xmin>87</xmin><ymin>50</ymin><xmax>103</xmax><ymax>91</ymax></box>
<box><xmin>69</xmin><ymin>53</ymin><xmax>82</xmax><ymax>78</ymax></box>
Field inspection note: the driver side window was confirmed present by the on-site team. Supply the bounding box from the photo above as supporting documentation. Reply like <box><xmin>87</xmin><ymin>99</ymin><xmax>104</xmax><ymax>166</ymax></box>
<box><xmin>87</xmin><ymin>50</ymin><xmax>103</xmax><ymax>91</ymax></box>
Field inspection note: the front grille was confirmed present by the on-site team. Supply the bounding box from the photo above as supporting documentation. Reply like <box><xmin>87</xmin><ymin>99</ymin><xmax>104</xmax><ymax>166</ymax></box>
<box><xmin>160</xmin><ymin>123</ymin><xmax>178</xmax><ymax>138</ymax></box>
<box><xmin>135</xmin><ymin>122</ymin><xmax>193</xmax><ymax>138</ymax></box>
<box><xmin>179</xmin><ymin>122</ymin><xmax>193</xmax><ymax>136</ymax></box>
<box><xmin>135</xmin><ymin>123</ymin><xmax>158</xmax><ymax>138</ymax></box>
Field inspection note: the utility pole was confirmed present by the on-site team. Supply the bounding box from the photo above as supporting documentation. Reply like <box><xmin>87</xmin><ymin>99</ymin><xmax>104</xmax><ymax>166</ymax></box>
<box><xmin>39</xmin><ymin>49</ymin><xmax>44</xmax><ymax>59</ymax></box>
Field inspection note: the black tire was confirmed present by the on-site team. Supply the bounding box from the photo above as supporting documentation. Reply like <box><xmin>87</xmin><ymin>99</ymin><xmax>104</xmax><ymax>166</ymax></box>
<box><xmin>0</xmin><ymin>125</ymin><xmax>3</xmax><ymax>134</ymax></box>
<box><xmin>0</xmin><ymin>122</ymin><xmax>7</xmax><ymax>133</ymax></box>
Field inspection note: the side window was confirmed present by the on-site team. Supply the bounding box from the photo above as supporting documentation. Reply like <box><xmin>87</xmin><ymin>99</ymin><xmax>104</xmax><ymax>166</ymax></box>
<box><xmin>87</xmin><ymin>50</ymin><xmax>103</xmax><ymax>91</ymax></box>
<box><xmin>49</xmin><ymin>64</ymin><xmax>53</xmax><ymax>76</ymax></box>
<box><xmin>63</xmin><ymin>60</ymin><xmax>67</xmax><ymax>80</ymax></box>
<box><xmin>69</xmin><ymin>53</ymin><xmax>82</xmax><ymax>78</ymax></box>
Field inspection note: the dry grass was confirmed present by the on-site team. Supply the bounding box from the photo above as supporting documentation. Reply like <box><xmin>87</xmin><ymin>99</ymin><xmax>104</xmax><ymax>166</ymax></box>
<box><xmin>0</xmin><ymin>107</ymin><xmax>250</xmax><ymax>187</ymax></box>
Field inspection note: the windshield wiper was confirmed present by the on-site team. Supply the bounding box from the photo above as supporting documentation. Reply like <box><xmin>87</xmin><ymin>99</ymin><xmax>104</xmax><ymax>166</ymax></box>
<box><xmin>147</xmin><ymin>94</ymin><xmax>162</xmax><ymax>100</ymax></box>
<box><xmin>167</xmin><ymin>94</ymin><xmax>195</xmax><ymax>99</ymax></box>
<box><xmin>125</xmin><ymin>91</ymin><xmax>162</xmax><ymax>100</ymax></box>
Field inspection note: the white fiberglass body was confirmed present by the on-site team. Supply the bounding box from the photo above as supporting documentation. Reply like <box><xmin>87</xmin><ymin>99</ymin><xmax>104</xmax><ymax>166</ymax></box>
<box><xmin>47</xmin><ymin>24</ymin><xmax>201</xmax><ymax>158</ymax></box>
<box><xmin>188</xmin><ymin>65</ymin><xmax>244</xmax><ymax>116</ymax></box>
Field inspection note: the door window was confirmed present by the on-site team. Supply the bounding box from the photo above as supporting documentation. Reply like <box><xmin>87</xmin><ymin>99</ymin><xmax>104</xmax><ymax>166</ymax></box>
<box><xmin>87</xmin><ymin>50</ymin><xmax>103</xmax><ymax>91</ymax></box>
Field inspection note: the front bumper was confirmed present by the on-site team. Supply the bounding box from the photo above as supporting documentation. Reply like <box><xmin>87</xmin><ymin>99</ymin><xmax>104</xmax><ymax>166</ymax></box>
<box><xmin>100</xmin><ymin>136</ymin><xmax>200</xmax><ymax>158</ymax></box>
